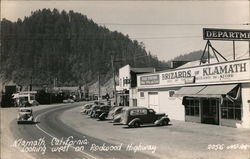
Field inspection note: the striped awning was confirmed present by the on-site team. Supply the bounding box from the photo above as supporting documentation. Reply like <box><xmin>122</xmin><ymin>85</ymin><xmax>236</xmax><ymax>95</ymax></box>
<box><xmin>174</xmin><ymin>86</ymin><xmax>205</xmax><ymax>97</ymax></box>
<box><xmin>175</xmin><ymin>84</ymin><xmax>238</xmax><ymax>98</ymax></box>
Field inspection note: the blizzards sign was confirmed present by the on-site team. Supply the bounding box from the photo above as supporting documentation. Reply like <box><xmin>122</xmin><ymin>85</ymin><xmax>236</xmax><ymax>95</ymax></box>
<box><xmin>138</xmin><ymin>59</ymin><xmax>250</xmax><ymax>87</ymax></box>
<box><xmin>203</xmin><ymin>28</ymin><xmax>250</xmax><ymax>41</ymax></box>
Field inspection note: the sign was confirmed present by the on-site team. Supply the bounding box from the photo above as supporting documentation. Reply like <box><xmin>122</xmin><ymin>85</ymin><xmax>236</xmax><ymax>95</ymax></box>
<box><xmin>185</xmin><ymin>77</ymin><xmax>195</xmax><ymax>84</ymax></box>
<box><xmin>138</xmin><ymin>59</ymin><xmax>250</xmax><ymax>87</ymax></box>
<box><xmin>140</xmin><ymin>75</ymin><xmax>160</xmax><ymax>85</ymax></box>
<box><xmin>203</xmin><ymin>28</ymin><xmax>250</xmax><ymax>41</ymax></box>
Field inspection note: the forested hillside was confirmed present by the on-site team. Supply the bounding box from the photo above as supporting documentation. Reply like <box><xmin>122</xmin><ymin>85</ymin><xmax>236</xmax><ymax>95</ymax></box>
<box><xmin>1</xmin><ymin>9</ymin><xmax>165</xmax><ymax>86</ymax></box>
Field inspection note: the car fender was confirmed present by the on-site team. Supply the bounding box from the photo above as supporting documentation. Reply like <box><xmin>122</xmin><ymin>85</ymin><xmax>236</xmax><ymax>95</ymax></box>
<box><xmin>154</xmin><ymin>116</ymin><xmax>170</xmax><ymax>125</ymax></box>
<box><xmin>128</xmin><ymin>118</ymin><xmax>142</xmax><ymax>126</ymax></box>
<box><xmin>28</xmin><ymin>116</ymin><xmax>33</xmax><ymax>121</ymax></box>
<box><xmin>99</xmin><ymin>112</ymin><xmax>107</xmax><ymax>119</ymax></box>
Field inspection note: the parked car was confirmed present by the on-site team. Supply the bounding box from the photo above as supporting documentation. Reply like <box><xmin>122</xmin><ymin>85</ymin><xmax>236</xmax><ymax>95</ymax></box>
<box><xmin>94</xmin><ymin>101</ymin><xmax>105</xmax><ymax>105</ymax></box>
<box><xmin>92</xmin><ymin>105</ymin><xmax>111</xmax><ymax>119</ymax></box>
<box><xmin>88</xmin><ymin>105</ymin><xmax>100</xmax><ymax>117</ymax></box>
<box><xmin>81</xmin><ymin>104</ymin><xmax>93</xmax><ymax>114</ymax></box>
<box><xmin>106</xmin><ymin>106</ymin><xmax>125</xmax><ymax>120</ymax></box>
<box><xmin>119</xmin><ymin>107</ymin><xmax>170</xmax><ymax>128</ymax></box>
<box><xmin>112</xmin><ymin>107</ymin><xmax>128</xmax><ymax>123</ymax></box>
<box><xmin>17</xmin><ymin>108</ymin><xmax>34</xmax><ymax>124</ymax></box>
<box><xmin>85</xmin><ymin>105</ymin><xmax>94</xmax><ymax>115</ymax></box>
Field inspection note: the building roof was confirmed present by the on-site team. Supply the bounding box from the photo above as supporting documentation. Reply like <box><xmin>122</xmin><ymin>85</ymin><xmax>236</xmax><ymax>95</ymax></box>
<box><xmin>54</xmin><ymin>87</ymin><xmax>79</xmax><ymax>91</ymax></box>
<box><xmin>177</xmin><ymin>52</ymin><xmax>249</xmax><ymax>69</ymax></box>
<box><xmin>130</xmin><ymin>67</ymin><xmax>155</xmax><ymax>73</ymax></box>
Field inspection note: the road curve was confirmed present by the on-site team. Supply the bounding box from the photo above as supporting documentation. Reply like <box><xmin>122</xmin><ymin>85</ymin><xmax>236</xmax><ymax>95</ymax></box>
<box><xmin>10</xmin><ymin>103</ymin><xmax>157</xmax><ymax>159</ymax></box>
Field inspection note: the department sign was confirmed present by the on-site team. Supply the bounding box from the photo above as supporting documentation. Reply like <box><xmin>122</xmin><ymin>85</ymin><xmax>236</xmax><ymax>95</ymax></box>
<box><xmin>203</xmin><ymin>28</ymin><xmax>250</xmax><ymax>41</ymax></box>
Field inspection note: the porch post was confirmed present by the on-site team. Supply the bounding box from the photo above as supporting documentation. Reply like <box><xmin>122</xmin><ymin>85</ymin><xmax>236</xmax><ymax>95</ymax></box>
<box><xmin>219</xmin><ymin>97</ymin><xmax>222</xmax><ymax>126</ymax></box>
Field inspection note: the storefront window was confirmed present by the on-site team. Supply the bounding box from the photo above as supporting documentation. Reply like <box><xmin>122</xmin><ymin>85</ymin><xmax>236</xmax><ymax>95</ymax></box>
<box><xmin>185</xmin><ymin>97</ymin><xmax>199</xmax><ymax>117</ymax></box>
<box><xmin>140</xmin><ymin>92</ymin><xmax>144</xmax><ymax>98</ymax></box>
<box><xmin>221</xmin><ymin>100</ymin><xmax>241</xmax><ymax>120</ymax></box>
<box><xmin>169</xmin><ymin>90</ymin><xmax>175</xmax><ymax>97</ymax></box>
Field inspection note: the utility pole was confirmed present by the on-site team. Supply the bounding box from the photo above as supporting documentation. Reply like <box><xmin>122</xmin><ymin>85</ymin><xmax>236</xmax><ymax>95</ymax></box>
<box><xmin>98</xmin><ymin>71</ymin><xmax>101</xmax><ymax>104</ymax></box>
<box><xmin>30</xmin><ymin>76</ymin><xmax>33</xmax><ymax>91</ymax></box>
<box><xmin>111</xmin><ymin>55</ymin><xmax>117</xmax><ymax>106</ymax></box>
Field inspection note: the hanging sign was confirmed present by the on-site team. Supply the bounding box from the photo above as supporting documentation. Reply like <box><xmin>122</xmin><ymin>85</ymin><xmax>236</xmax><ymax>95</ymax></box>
<box><xmin>203</xmin><ymin>28</ymin><xmax>250</xmax><ymax>41</ymax></box>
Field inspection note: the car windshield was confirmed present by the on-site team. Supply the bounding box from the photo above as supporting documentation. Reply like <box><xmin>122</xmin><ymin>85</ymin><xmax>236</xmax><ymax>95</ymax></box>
<box><xmin>30</xmin><ymin>96</ymin><xmax>35</xmax><ymax>100</ymax></box>
<box><xmin>20</xmin><ymin>109</ymin><xmax>31</xmax><ymax>112</ymax></box>
<box><xmin>85</xmin><ymin>105</ymin><xmax>92</xmax><ymax>109</ymax></box>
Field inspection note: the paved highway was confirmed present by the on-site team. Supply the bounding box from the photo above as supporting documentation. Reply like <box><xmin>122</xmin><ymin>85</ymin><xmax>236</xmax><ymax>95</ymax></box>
<box><xmin>9</xmin><ymin>103</ymin><xmax>157</xmax><ymax>159</ymax></box>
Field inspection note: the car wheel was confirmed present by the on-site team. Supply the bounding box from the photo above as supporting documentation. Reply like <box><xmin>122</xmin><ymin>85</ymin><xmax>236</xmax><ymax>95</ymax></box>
<box><xmin>162</xmin><ymin>119</ymin><xmax>169</xmax><ymax>126</ymax></box>
<box><xmin>134</xmin><ymin>121</ymin><xmax>140</xmax><ymax>128</ymax></box>
<box><xmin>128</xmin><ymin>124</ymin><xmax>134</xmax><ymax>128</ymax></box>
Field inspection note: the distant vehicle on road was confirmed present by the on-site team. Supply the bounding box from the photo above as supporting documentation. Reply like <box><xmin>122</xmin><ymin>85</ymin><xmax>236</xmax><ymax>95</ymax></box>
<box><xmin>17</xmin><ymin>108</ymin><xmax>34</xmax><ymax>124</ymax></box>
<box><xmin>120</xmin><ymin>107</ymin><xmax>170</xmax><ymax>128</ymax></box>
<box><xmin>63</xmin><ymin>99</ymin><xmax>75</xmax><ymax>103</ymax></box>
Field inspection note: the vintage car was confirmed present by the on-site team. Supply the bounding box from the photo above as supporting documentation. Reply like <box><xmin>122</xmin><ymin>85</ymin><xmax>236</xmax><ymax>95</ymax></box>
<box><xmin>88</xmin><ymin>105</ymin><xmax>100</xmax><ymax>117</ymax></box>
<box><xmin>17</xmin><ymin>108</ymin><xmax>34</xmax><ymax>124</ymax></box>
<box><xmin>80</xmin><ymin>104</ymin><xmax>93</xmax><ymax>114</ymax></box>
<box><xmin>106</xmin><ymin>106</ymin><xmax>125</xmax><ymax>120</ymax></box>
<box><xmin>63</xmin><ymin>98</ymin><xmax>75</xmax><ymax>103</ymax></box>
<box><xmin>119</xmin><ymin>107</ymin><xmax>170</xmax><ymax>128</ymax></box>
<box><xmin>92</xmin><ymin>105</ymin><xmax>111</xmax><ymax>119</ymax></box>
<box><xmin>112</xmin><ymin>107</ymin><xmax>128</xmax><ymax>123</ymax></box>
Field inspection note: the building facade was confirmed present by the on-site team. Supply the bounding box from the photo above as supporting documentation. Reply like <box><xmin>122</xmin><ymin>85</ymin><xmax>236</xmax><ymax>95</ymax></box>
<box><xmin>116</xmin><ymin>65</ymin><xmax>155</xmax><ymax>106</ymax></box>
<box><xmin>137</xmin><ymin>58</ymin><xmax>250</xmax><ymax>128</ymax></box>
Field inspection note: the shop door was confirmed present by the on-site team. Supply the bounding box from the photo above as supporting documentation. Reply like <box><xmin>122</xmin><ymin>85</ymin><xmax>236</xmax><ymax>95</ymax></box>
<box><xmin>148</xmin><ymin>92</ymin><xmax>159</xmax><ymax>113</ymax></box>
<box><xmin>201</xmin><ymin>98</ymin><xmax>219</xmax><ymax>125</ymax></box>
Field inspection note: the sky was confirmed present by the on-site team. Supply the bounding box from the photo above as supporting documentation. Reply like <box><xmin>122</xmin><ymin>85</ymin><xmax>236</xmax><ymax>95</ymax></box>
<box><xmin>1</xmin><ymin>0</ymin><xmax>250</xmax><ymax>61</ymax></box>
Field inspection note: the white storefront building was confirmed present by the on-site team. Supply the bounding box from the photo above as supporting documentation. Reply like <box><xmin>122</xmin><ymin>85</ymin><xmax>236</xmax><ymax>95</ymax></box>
<box><xmin>116</xmin><ymin>65</ymin><xmax>155</xmax><ymax>106</ymax></box>
<box><xmin>137</xmin><ymin>58</ymin><xmax>250</xmax><ymax>128</ymax></box>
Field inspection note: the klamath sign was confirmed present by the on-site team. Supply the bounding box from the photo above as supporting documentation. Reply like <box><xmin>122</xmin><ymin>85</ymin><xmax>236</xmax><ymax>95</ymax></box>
<box><xmin>203</xmin><ymin>28</ymin><xmax>250</xmax><ymax>41</ymax></box>
<box><xmin>138</xmin><ymin>58</ymin><xmax>250</xmax><ymax>87</ymax></box>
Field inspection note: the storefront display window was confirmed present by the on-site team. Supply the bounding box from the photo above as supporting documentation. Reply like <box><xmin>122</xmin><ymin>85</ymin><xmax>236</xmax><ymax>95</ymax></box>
<box><xmin>140</xmin><ymin>92</ymin><xmax>144</xmax><ymax>98</ymax></box>
<box><xmin>221</xmin><ymin>100</ymin><xmax>241</xmax><ymax>120</ymax></box>
<box><xmin>185</xmin><ymin>97</ymin><xmax>199</xmax><ymax>116</ymax></box>
<box><xmin>169</xmin><ymin>90</ymin><xmax>175</xmax><ymax>97</ymax></box>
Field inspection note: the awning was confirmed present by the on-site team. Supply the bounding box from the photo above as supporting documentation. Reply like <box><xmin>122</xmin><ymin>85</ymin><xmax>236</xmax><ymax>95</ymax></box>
<box><xmin>174</xmin><ymin>84</ymin><xmax>238</xmax><ymax>98</ymax></box>
<box><xmin>196</xmin><ymin>84</ymin><xmax>238</xmax><ymax>98</ymax></box>
<box><xmin>174</xmin><ymin>86</ymin><xmax>206</xmax><ymax>97</ymax></box>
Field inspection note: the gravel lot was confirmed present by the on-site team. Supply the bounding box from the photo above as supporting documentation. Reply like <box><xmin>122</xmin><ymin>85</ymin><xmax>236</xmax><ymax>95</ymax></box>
<box><xmin>61</xmin><ymin>105</ymin><xmax>250</xmax><ymax>159</ymax></box>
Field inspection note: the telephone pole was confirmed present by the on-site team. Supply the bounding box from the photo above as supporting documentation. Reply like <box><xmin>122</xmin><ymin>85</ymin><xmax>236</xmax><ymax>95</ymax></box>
<box><xmin>98</xmin><ymin>71</ymin><xmax>101</xmax><ymax>104</ymax></box>
<box><xmin>111</xmin><ymin>55</ymin><xmax>117</xmax><ymax>106</ymax></box>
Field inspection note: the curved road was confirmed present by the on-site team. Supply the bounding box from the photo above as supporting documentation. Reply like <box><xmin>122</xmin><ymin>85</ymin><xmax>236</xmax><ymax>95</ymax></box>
<box><xmin>10</xmin><ymin>103</ymin><xmax>157</xmax><ymax>159</ymax></box>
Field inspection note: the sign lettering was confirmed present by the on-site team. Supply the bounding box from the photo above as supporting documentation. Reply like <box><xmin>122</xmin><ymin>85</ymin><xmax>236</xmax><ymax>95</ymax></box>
<box><xmin>140</xmin><ymin>75</ymin><xmax>159</xmax><ymax>85</ymax></box>
<box><xmin>138</xmin><ymin>59</ymin><xmax>250</xmax><ymax>87</ymax></box>
<box><xmin>203</xmin><ymin>28</ymin><xmax>250</xmax><ymax>41</ymax></box>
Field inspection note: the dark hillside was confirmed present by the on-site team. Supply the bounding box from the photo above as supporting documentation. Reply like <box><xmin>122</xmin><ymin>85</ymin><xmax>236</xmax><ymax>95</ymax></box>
<box><xmin>1</xmin><ymin>9</ymin><xmax>165</xmax><ymax>86</ymax></box>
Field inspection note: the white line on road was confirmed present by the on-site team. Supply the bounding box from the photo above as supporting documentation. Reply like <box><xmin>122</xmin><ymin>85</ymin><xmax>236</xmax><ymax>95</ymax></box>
<box><xmin>35</xmin><ymin>106</ymin><xmax>97</xmax><ymax>159</ymax></box>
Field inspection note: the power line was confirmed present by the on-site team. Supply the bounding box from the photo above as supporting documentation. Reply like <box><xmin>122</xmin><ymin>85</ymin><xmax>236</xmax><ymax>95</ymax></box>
<box><xmin>2</xmin><ymin>35</ymin><xmax>202</xmax><ymax>40</ymax></box>
<box><xmin>98</xmin><ymin>23</ymin><xmax>247</xmax><ymax>26</ymax></box>
<box><xmin>130</xmin><ymin>36</ymin><xmax>202</xmax><ymax>39</ymax></box>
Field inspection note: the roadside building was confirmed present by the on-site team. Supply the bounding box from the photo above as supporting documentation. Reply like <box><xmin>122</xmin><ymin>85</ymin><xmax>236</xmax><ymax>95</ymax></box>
<box><xmin>116</xmin><ymin>64</ymin><xmax>155</xmax><ymax>106</ymax></box>
<box><xmin>12</xmin><ymin>91</ymin><xmax>38</xmax><ymax>107</ymax></box>
<box><xmin>137</xmin><ymin>58</ymin><xmax>250</xmax><ymax>128</ymax></box>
